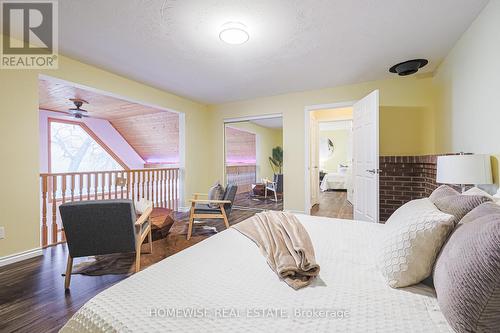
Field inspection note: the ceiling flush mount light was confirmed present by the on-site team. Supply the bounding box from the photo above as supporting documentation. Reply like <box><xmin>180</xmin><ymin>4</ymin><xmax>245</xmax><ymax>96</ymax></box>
<box><xmin>389</xmin><ymin>59</ymin><xmax>428</xmax><ymax>76</ymax></box>
<box><xmin>219</xmin><ymin>22</ymin><xmax>249</xmax><ymax>45</ymax></box>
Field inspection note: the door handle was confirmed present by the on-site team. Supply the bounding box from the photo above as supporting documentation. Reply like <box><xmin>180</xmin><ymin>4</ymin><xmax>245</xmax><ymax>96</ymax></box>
<box><xmin>366</xmin><ymin>169</ymin><xmax>381</xmax><ymax>174</ymax></box>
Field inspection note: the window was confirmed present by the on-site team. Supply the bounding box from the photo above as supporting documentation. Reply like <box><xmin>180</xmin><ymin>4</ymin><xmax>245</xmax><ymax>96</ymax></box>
<box><xmin>49</xmin><ymin>119</ymin><xmax>124</xmax><ymax>173</ymax></box>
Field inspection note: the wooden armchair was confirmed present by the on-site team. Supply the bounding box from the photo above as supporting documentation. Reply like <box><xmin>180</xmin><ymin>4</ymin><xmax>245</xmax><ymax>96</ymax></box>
<box><xmin>187</xmin><ymin>184</ymin><xmax>238</xmax><ymax>240</ymax></box>
<box><xmin>59</xmin><ymin>199</ymin><xmax>153</xmax><ymax>289</ymax></box>
<box><xmin>264</xmin><ymin>174</ymin><xmax>283</xmax><ymax>202</ymax></box>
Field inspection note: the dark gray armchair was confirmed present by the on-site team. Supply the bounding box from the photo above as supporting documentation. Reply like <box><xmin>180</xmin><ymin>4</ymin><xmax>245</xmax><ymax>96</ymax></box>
<box><xmin>187</xmin><ymin>184</ymin><xmax>238</xmax><ymax>240</ymax></box>
<box><xmin>59</xmin><ymin>199</ymin><xmax>153</xmax><ymax>289</ymax></box>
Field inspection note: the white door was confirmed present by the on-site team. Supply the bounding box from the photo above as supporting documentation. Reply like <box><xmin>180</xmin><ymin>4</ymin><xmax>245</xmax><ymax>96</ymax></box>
<box><xmin>353</xmin><ymin>90</ymin><xmax>379</xmax><ymax>222</ymax></box>
<box><xmin>346</xmin><ymin>121</ymin><xmax>354</xmax><ymax>203</ymax></box>
<box><xmin>309</xmin><ymin>114</ymin><xmax>320</xmax><ymax>208</ymax></box>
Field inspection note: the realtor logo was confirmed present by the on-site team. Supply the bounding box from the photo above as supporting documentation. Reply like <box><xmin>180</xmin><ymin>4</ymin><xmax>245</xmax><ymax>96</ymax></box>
<box><xmin>1</xmin><ymin>0</ymin><xmax>58</xmax><ymax>69</ymax></box>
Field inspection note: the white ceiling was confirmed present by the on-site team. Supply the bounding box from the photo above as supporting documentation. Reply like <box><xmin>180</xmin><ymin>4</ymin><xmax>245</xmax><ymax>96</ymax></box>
<box><xmin>59</xmin><ymin>0</ymin><xmax>488</xmax><ymax>104</ymax></box>
<box><xmin>250</xmin><ymin>117</ymin><xmax>283</xmax><ymax>129</ymax></box>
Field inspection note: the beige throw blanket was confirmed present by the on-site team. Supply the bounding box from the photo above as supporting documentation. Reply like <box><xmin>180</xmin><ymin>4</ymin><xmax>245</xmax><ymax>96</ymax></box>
<box><xmin>233</xmin><ymin>211</ymin><xmax>320</xmax><ymax>289</ymax></box>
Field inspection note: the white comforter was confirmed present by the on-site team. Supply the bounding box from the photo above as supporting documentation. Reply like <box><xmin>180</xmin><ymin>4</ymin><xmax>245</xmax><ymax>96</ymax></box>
<box><xmin>320</xmin><ymin>172</ymin><xmax>347</xmax><ymax>191</ymax></box>
<box><xmin>60</xmin><ymin>215</ymin><xmax>452</xmax><ymax>333</ymax></box>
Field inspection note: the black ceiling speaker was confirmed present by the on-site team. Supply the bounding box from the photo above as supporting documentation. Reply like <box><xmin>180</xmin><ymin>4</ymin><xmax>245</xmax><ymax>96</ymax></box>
<box><xmin>389</xmin><ymin>59</ymin><xmax>428</xmax><ymax>76</ymax></box>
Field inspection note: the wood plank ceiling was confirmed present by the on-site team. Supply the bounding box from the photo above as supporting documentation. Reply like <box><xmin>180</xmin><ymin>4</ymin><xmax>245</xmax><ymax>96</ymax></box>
<box><xmin>225</xmin><ymin>126</ymin><xmax>256</xmax><ymax>164</ymax></box>
<box><xmin>39</xmin><ymin>78</ymin><xmax>179</xmax><ymax>164</ymax></box>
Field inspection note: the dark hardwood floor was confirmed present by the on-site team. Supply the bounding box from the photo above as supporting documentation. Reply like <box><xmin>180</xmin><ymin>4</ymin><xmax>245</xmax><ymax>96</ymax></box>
<box><xmin>310</xmin><ymin>190</ymin><xmax>353</xmax><ymax>219</ymax></box>
<box><xmin>0</xmin><ymin>206</ymin><xmax>274</xmax><ymax>333</ymax></box>
<box><xmin>233</xmin><ymin>192</ymin><xmax>283</xmax><ymax>211</ymax></box>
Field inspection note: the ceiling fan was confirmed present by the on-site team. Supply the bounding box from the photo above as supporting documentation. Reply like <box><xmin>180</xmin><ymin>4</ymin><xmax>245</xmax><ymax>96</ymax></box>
<box><xmin>67</xmin><ymin>98</ymin><xmax>89</xmax><ymax>119</ymax></box>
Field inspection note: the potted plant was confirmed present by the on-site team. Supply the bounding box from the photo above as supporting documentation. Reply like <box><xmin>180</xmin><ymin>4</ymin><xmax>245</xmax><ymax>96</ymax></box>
<box><xmin>269</xmin><ymin>146</ymin><xmax>283</xmax><ymax>193</ymax></box>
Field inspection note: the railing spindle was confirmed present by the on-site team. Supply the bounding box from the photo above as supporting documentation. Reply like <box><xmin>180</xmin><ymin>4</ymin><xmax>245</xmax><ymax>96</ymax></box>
<box><xmin>60</xmin><ymin>175</ymin><xmax>67</xmax><ymax>243</ymax></box>
<box><xmin>51</xmin><ymin>175</ymin><xmax>58</xmax><ymax>244</ymax></box>
<box><xmin>153</xmin><ymin>170</ymin><xmax>158</xmax><ymax>207</ymax></box>
<box><xmin>86</xmin><ymin>173</ymin><xmax>91</xmax><ymax>200</ymax></box>
<box><xmin>41</xmin><ymin>175</ymin><xmax>48</xmax><ymax>247</ymax></box>
<box><xmin>93</xmin><ymin>173</ymin><xmax>98</xmax><ymax>199</ymax></box>
<box><xmin>131</xmin><ymin>171</ymin><xmax>135</xmax><ymax>202</ymax></box>
<box><xmin>126</xmin><ymin>171</ymin><xmax>130</xmax><ymax>199</ymax></box>
<box><xmin>70</xmin><ymin>174</ymin><xmax>75</xmax><ymax>202</ymax></box>
<box><xmin>141</xmin><ymin>171</ymin><xmax>145</xmax><ymax>201</ymax></box>
<box><xmin>174</xmin><ymin>169</ymin><xmax>178</xmax><ymax>210</ymax></box>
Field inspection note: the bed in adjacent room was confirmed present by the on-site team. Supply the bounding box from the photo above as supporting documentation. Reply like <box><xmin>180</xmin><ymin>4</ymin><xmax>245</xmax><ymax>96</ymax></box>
<box><xmin>320</xmin><ymin>165</ymin><xmax>351</xmax><ymax>191</ymax></box>
<box><xmin>60</xmin><ymin>214</ymin><xmax>453</xmax><ymax>333</ymax></box>
<box><xmin>320</xmin><ymin>172</ymin><xmax>348</xmax><ymax>191</ymax></box>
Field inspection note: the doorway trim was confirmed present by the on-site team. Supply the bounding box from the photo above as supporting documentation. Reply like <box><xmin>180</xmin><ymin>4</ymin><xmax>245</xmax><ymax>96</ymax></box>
<box><xmin>304</xmin><ymin>101</ymin><xmax>355</xmax><ymax>214</ymax></box>
<box><xmin>39</xmin><ymin>74</ymin><xmax>187</xmax><ymax>206</ymax></box>
<box><xmin>222</xmin><ymin>113</ymin><xmax>283</xmax><ymax>205</ymax></box>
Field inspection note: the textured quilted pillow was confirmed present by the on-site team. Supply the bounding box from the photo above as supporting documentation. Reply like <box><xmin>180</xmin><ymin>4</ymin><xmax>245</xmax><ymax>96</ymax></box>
<box><xmin>379</xmin><ymin>198</ymin><xmax>455</xmax><ymax>288</ymax></box>
<box><xmin>433</xmin><ymin>194</ymin><xmax>491</xmax><ymax>223</ymax></box>
<box><xmin>464</xmin><ymin>187</ymin><xmax>500</xmax><ymax>205</ymax></box>
<box><xmin>429</xmin><ymin>185</ymin><xmax>459</xmax><ymax>204</ymax></box>
<box><xmin>434</xmin><ymin>203</ymin><xmax>500</xmax><ymax>332</ymax></box>
<box><xmin>464</xmin><ymin>187</ymin><xmax>494</xmax><ymax>199</ymax></box>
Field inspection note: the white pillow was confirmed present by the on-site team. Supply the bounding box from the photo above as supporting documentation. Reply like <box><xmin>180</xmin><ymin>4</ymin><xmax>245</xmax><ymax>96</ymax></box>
<box><xmin>463</xmin><ymin>187</ymin><xmax>494</xmax><ymax>199</ymax></box>
<box><xmin>337</xmin><ymin>165</ymin><xmax>348</xmax><ymax>174</ymax></box>
<box><xmin>464</xmin><ymin>187</ymin><xmax>500</xmax><ymax>205</ymax></box>
<box><xmin>378</xmin><ymin>198</ymin><xmax>455</xmax><ymax>288</ymax></box>
<box><xmin>135</xmin><ymin>198</ymin><xmax>153</xmax><ymax>215</ymax></box>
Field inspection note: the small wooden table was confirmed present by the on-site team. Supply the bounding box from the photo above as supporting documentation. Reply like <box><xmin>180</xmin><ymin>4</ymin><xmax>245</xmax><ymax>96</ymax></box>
<box><xmin>148</xmin><ymin>208</ymin><xmax>175</xmax><ymax>241</ymax></box>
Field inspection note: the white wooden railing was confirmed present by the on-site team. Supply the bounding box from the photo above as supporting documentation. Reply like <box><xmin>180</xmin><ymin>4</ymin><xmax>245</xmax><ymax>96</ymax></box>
<box><xmin>226</xmin><ymin>164</ymin><xmax>256</xmax><ymax>194</ymax></box>
<box><xmin>39</xmin><ymin>168</ymin><xmax>180</xmax><ymax>247</ymax></box>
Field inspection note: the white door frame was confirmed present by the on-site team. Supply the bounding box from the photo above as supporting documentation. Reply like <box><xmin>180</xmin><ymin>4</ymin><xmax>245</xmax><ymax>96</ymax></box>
<box><xmin>39</xmin><ymin>74</ymin><xmax>187</xmax><ymax>207</ymax></box>
<box><xmin>304</xmin><ymin>101</ymin><xmax>355</xmax><ymax>214</ymax></box>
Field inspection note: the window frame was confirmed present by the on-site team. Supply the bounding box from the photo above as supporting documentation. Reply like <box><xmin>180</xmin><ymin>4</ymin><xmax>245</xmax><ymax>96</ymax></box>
<box><xmin>47</xmin><ymin>117</ymin><xmax>129</xmax><ymax>173</ymax></box>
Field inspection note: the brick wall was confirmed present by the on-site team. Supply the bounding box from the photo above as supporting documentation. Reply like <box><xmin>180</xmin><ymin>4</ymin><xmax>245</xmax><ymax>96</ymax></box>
<box><xmin>379</xmin><ymin>155</ymin><xmax>438</xmax><ymax>222</ymax></box>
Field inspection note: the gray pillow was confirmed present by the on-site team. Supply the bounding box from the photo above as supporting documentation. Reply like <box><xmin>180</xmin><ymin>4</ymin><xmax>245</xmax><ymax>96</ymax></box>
<box><xmin>433</xmin><ymin>194</ymin><xmax>491</xmax><ymax>223</ymax></box>
<box><xmin>429</xmin><ymin>185</ymin><xmax>460</xmax><ymax>204</ymax></box>
<box><xmin>434</xmin><ymin>203</ymin><xmax>500</xmax><ymax>333</ymax></box>
<box><xmin>208</xmin><ymin>182</ymin><xmax>225</xmax><ymax>208</ymax></box>
<box><xmin>460</xmin><ymin>201</ymin><xmax>500</xmax><ymax>224</ymax></box>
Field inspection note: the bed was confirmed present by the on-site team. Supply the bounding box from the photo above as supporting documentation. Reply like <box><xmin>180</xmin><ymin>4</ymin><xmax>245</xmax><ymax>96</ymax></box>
<box><xmin>60</xmin><ymin>215</ymin><xmax>452</xmax><ymax>333</ymax></box>
<box><xmin>320</xmin><ymin>172</ymin><xmax>348</xmax><ymax>191</ymax></box>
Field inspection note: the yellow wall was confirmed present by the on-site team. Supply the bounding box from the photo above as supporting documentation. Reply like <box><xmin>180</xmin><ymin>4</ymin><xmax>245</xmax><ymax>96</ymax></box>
<box><xmin>433</xmin><ymin>0</ymin><xmax>500</xmax><ymax>188</ymax></box>
<box><xmin>226</xmin><ymin>122</ymin><xmax>283</xmax><ymax>181</ymax></box>
<box><xmin>312</xmin><ymin>107</ymin><xmax>353</xmax><ymax>121</ymax></box>
<box><xmin>0</xmin><ymin>70</ymin><xmax>40</xmax><ymax>259</ymax></box>
<box><xmin>209</xmin><ymin>76</ymin><xmax>438</xmax><ymax>212</ymax></box>
<box><xmin>0</xmin><ymin>55</ymin><xmax>213</xmax><ymax>258</ymax></box>
<box><xmin>319</xmin><ymin>129</ymin><xmax>350</xmax><ymax>172</ymax></box>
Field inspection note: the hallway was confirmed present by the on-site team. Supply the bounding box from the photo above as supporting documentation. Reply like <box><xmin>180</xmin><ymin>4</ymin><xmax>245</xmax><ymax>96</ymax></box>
<box><xmin>310</xmin><ymin>191</ymin><xmax>353</xmax><ymax>219</ymax></box>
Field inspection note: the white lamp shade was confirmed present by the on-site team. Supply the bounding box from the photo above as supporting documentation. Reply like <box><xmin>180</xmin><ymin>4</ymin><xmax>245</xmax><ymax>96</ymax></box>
<box><xmin>436</xmin><ymin>154</ymin><xmax>493</xmax><ymax>185</ymax></box>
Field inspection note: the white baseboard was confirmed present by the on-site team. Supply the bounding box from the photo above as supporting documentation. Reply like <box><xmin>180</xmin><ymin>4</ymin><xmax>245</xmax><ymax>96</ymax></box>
<box><xmin>0</xmin><ymin>248</ymin><xmax>43</xmax><ymax>268</ymax></box>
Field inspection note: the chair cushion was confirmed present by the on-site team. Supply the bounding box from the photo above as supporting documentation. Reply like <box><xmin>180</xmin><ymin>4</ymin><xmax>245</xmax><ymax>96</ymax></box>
<box><xmin>433</xmin><ymin>202</ymin><xmax>500</xmax><ymax>332</ymax></box>
<box><xmin>140</xmin><ymin>219</ymin><xmax>150</xmax><ymax>235</ymax></box>
<box><xmin>194</xmin><ymin>204</ymin><xmax>222</xmax><ymax>215</ymax></box>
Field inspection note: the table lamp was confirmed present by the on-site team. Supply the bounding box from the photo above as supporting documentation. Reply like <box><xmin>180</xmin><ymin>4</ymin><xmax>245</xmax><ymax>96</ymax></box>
<box><xmin>436</xmin><ymin>154</ymin><xmax>493</xmax><ymax>193</ymax></box>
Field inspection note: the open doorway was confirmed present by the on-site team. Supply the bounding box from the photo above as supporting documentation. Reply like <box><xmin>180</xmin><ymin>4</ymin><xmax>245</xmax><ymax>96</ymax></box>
<box><xmin>309</xmin><ymin>108</ymin><xmax>354</xmax><ymax>219</ymax></box>
<box><xmin>38</xmin><ymin>75</ymin><xmax>184</xmax><ymax>247</ymax></box>
<box><xmin>305</xmin><ymin>90</ymin><xmax>380</xmax><ymax>222</ymax></box>
<box><xmin>224</xmin><ymin>116</ymin><xmax>283</xmax><ymax>211</ymax></box>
